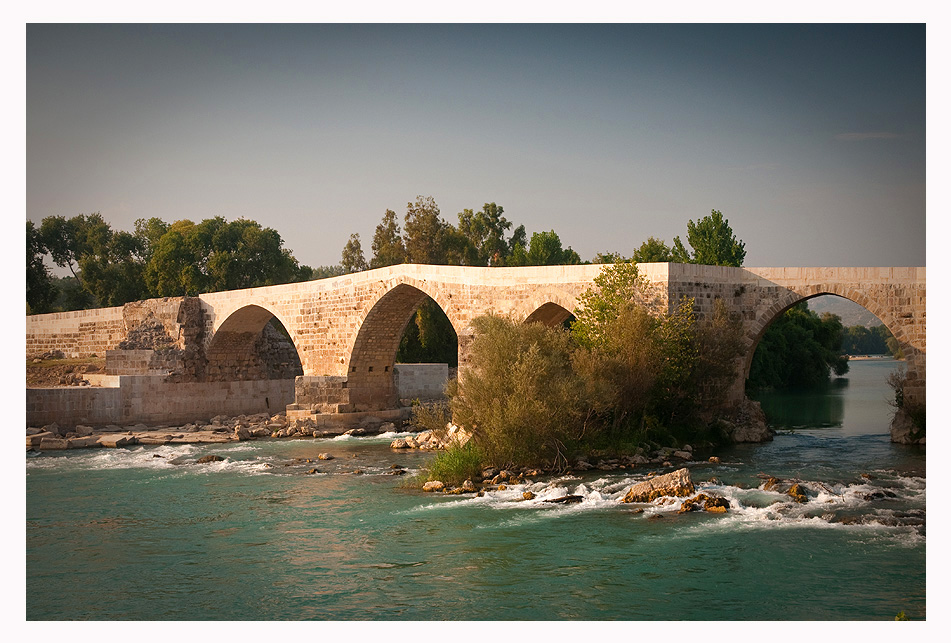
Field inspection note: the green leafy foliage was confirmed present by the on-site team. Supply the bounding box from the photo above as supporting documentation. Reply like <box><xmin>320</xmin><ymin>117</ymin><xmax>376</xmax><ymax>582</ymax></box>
<box><xmin>630</xmin><ymin>236</ymin><xmax>674</xmax><ymax>263</ymax></box>
<box><xmin>841</xmin><ymin>324</ymin><xmax>900</xmax><ymax>357</ymax></box>
<box><xmin>369</xmin><ymin>209</ymin><xmax>406</xmax><ymax>269</ymax></box>
<box><xmin>508</xmin><ymin>230</ymin><xmax>581</xmax><ymax>266</ymax></box>
<box><xmin>396</xmin><ymin>299</ymin><xmax>459</xmax><ymax>366</ymax></box>
<box><xmin>747</xmin><ymin>303</ymin><xmax>849</xmax><ymax>390</ymax></box>
<box><xmin>673</xmin><ymin>209</ymin><xmax>746</xmax><ymax>267</ymax></box>
<box><xmin>424</xmin><ymin>442</ymin><xmax>485</xmax><ymax>485</ymax></box>
<box><xmin>450</xmin><ymin>315</ymin><xmax>585</xmax><ymax>468</ymax></box>
<box><xmin>340</xmin><ymin>232</ymin><xmax>368</xmax><ymax>274</ymax></box>
<box><xmin>451</xmin><ymin>263</ymin><xmax>745</xmax><ymax>470</ymax></box>
<box><xmin>29</xmin><ymin>214</ymin><xmax>321</xmax><ymax>312</ymax></box>
<box><xmin>26</xmin><ymin>221</ymin><xmax>57</xmax><ymax>313</ymax></box>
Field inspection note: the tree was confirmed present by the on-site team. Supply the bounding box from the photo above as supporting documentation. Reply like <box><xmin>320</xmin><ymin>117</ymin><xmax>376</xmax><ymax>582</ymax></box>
<box><xmin>341</xmin><ymin>233</ymin><xmax>368</xmax><ymax>274</ymax></box>
<box><xmin>369</xmin><ymin>209</ymin><xmax>407</xmax><ymax>269</ymax></box>
<box><xmin>631</xmin><ymin>237</ymin><xmax>674</xmax><ymax>263</ymax></box>
<box><xmin>27</xmin><ymin>221</ymin><xmax>58</xmax><ymax>313</ymax></box>
<box><xmin>77</xmin><ymin>227</ymin><xmax>148</xmax><ymax>306</ymax></box>
<box><xmin>456</xmin><ymin>202</ymin><xmax>513</xmax><ymax>266</ymax></box>
<box><xmin>296</xmin><ymin>264</ymin><xmax>345</xmax><ymax>281</ymax></box>
<box><xmin>449</xmin><ymin>315</ymin><xmax>585</xmax><ymax>468</ymax></box>
<box><xmin>197</xmin><ymin>218</ymin><xmax>300</xmax><ymax>291</ymax></box>
<box><xmin>747</xmin><ymin>303</ymin><xmax>849</xmax><ymax>390</ymax></box>
<box><xmin>509</xmin><ymin>230</ymin><xmax>581</xmax><ymax>266</ymax></box>
<box><xmin>404</xmin><ymin>196</ymin><xmax>448</xmax><ymax>265</ymax></box>
<box><xmin>134</xmin><ymin>217</ymin><xmax>170</xmax><ymax>263</ymax></box>
<box><xmin>144</xmin><ymin>219</ymin><xmax>206</xmax><ymax>296</ymax></box>
<box><xmin>672</xmin><ymin>209</ymin><xmax>746</xmax><ymax>267</ymax></box>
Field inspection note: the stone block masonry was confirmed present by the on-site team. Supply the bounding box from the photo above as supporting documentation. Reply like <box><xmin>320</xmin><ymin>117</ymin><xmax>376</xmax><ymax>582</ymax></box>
<box><xmin>26</xmin><ymin>263</ymin><xmax>925</xmax><ymax>436</ymax></box>
<box><xmin>394</xmin><ymin>364</ymin><xmax>449</xmax><ymax>402</ymax></box>
<box><xmin>27</xmin><ymin>377</ymin><xmax>295</xmax><ymax>428</ymax></box>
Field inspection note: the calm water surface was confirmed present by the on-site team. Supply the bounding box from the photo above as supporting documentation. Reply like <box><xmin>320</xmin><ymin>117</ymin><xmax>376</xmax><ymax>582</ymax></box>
<box><xmin>26</xmin><ymin>358</ymin><xmax>925</xmax><ymax>620</ymax></box>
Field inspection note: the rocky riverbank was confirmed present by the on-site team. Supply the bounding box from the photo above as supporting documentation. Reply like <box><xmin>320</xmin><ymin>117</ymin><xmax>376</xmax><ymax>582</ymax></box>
<box><xmin>25</xmin><ymin>412</ymin><xmax>405</xmax><ymax>451</ymax></box>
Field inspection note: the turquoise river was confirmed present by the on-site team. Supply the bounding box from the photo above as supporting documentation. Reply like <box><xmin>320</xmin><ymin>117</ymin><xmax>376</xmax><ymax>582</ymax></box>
<box><xmin>26</xmin><ymin>358</ymin><xmax>925</xmax><ymax>620</ymax></box>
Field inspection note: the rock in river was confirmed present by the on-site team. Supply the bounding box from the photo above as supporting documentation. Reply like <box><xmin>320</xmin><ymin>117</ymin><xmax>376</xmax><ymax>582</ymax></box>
<box><xmin>621</xmin><ymin>468</ymin><xmax>695</xmax><ymax>503</ymax></box>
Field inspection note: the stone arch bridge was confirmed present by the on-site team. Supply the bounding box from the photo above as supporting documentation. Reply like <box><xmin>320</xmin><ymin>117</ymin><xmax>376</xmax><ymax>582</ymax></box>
<box><xmin>27</xmin><ymin>263</ymin><xmax>925</xmax><ymax>437</ymax></box>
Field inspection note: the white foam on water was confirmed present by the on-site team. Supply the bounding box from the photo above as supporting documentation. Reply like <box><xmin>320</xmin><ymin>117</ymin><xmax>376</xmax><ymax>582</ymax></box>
<box><xmin>378</xmin><ymin>431</ymin><xmax>414</xmax><ymax>439</ymax></box>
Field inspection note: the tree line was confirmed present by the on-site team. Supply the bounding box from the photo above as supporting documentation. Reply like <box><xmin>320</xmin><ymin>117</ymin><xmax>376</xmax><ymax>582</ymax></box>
<box><xmin>27</xmin><ymin>213</ymin><xmax>340</xmax><ymax>313</ymax></box>
<box><xmin>28</xmin><ymin>200</ymin><xmax>884</xmax><ymax>393</ymax></box>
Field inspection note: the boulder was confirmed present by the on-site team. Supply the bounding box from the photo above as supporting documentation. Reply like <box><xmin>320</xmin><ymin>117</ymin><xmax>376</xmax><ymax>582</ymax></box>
<box><xmin>42</xmin><ymin>423</ymin><xmax>62</xmax><ymax>436</ymax></box>
<box><xmin>717</xmin><ymin>399</ymin><xmax>773</xmax><ymax>443</ymax></box>
<box><xmin>196</xmin><ymin>455</ymin><xmax>224</xmax><ymax>464</ymax></box>
<box><xmin>39</xmin><ymin>437</ymin><xmax>69</xmax><ymax>450</ymax></box>
<box><xmin>390</xmin><ymin>438</ymin><xmax>409</xmax><ymax>449</ymax></box>
<box><xmin>380</xmin><ymin>422</ymin><xmax>397</xmax><ymax>432</ymax></box>
<box><xmin>74</xmin><ymin>425</ymin><xmax>94</xmax><ymax>436</ymax></box>
<box><xmin>317</xmin><ymin>453</ymin><xmax>334</xmax><ymax>460</ymax></box>
<box><xmin>522</xmin><ymin>491</ymin><xmax>536</xmax><ymax>501</ymax></box>
<box><xmin>679</xmin><ymin>493</ymin><xmax>730</xmax><ymax>514</ymax></box>
<box><xmin>97</xmin><ymin>434</ymin><xmax>138</xmax><ymax>448</ymax></box>
<box><xmin>544</xmin><ymin>495</ymin><xmax>583</xmax><ymax>504</ymax></box>
<box><xmin>787</xmin><ymin>483</ymin><xmax>808</xmax><ymax>504</ymax></box>
<box><xmin>233</xmin><ymin>426</ymin><xmax>252</xmax><ymax>441</ymax></box>
<box><xmin>423</xmin><ymin>480</ymin><xmax>445</xmax><ymax>492</ymax></box>
<box><xmin>461</xmin><ymin>479</ymin><xmax>477</xmax><ymax>493</ymax></box>
<box><xmin>67</xmin><ymin>436</ymin><xmax>101</xmax><ymax>449</ymax></box>
<box><xmin>890</xmin><ymin>407</ymin><xmax>925</xmax><ymax>445</ymax></box>
<box><xmin>621</xmin><ymin>468</ymin><xmax>695</xmax><ymax>503</ymax></box>
<box><xmin>344</xmin><ymin>428</ymin><xmax>367</xmax><ymax>436</ymax></box>
<box><xmin>672</xmin><ymin>450</ymin><xmax>692</xmax><ymax>460</ymax></box>
<box><xmin>709</xmin><ymin>456</ymin><xmax>721</xmax><ymax>464</ymax></box>
<box><xmin>27</xmin><ymin>431</ymin><xmax>55</xmax><ymax>448</ymax></box>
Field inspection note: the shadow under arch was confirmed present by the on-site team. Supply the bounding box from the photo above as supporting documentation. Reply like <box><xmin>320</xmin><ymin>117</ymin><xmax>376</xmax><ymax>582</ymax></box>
<box><xmin>205</xmin><ymin>304</ymin><xmax>304</xmax><ymax>382</ymax></box>
<box><xmin>742</xmin><ymin>287</ymin><xmax>906</xmax><ymax>386</ymax></box>
<box><xmin>346</xmin><ymin>282</ymin><xmax>458</xmax><ymax>411</ymax></box>
<box><xmin>524</xmin><ymin>301</ymin><xmax>575</xmax><ymax>328</ymax></box>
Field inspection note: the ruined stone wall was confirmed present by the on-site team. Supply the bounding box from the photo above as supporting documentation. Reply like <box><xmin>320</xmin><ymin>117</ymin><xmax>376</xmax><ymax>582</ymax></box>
<box><xmin>27</xmin><ymin>376</ymin><xmax>295</xmax><ymax>428</ymax></box>
<box><xmin>26</xmin><ymin>306</ymin><xmax>126</xmax><ymax>358</ymax></box>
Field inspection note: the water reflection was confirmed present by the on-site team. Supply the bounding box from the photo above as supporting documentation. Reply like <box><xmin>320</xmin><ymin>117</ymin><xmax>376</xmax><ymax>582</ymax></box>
<box><xmin>750</xmin><ymin>358</ymin><xmax>901</xmax><ymax>436</ymax></box>
<box><xmin>753</xmin><ymin>383</ymin><xmax>846</xmax><ymax>429</ymax></box>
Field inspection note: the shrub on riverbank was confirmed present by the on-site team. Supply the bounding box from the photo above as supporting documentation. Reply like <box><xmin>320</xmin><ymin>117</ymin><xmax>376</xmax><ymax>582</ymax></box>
<box><xmin>447</xmin><ymin>263</ymin><xmax>745</xmax><ymax>472</ymax></box>
<box><xmin>424</xmin><ymin>442</ymin><xmax>485</xmax><ymax>486</ymax></box>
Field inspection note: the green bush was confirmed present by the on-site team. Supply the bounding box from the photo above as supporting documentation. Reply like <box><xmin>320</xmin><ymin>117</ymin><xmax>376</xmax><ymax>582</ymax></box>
<box><xmin>424</xmin><ymin>442</ymin><xmax>484</xmax><ymax>485</ymax></box>
<box><xmin>450</xmin><ymin>315</ymin><xmax>585</xmax><ymax>469</ymax></box>
<box><xmin>447</xmin><ymin>263</ymin><xmax>745</xmax><ymax>472</ymax></box>
<box><xmin>409</xmin><ymin>400</ymin><xmax>452</xmax><ymax>437</ymax></box>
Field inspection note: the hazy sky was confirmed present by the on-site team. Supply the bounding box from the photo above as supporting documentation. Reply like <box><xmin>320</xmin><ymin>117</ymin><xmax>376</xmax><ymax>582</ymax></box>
<box><xmin>26</xmin><ymin>23</ymin><xmax>926</xmax><ymax>269</ymax></box>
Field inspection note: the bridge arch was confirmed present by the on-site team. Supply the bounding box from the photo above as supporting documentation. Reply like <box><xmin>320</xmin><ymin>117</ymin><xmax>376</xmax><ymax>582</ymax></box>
<box><xmin>521</xmin><ymin>288</ymin><xmax>579</xmax><ymax>327</ymax></box>
<box><xmin>204</xmin><ymin>304</ymin><xmax>304</xmax><ymax>382</ymax></box>
<box><xmin>742</xmin><ymin>283</ymin><xmax>909</xmax><ymax>385</ymax></box>
<box><xmin>345</xmin><ymin>278</ymin><xmax>461</xmax><ymax>411</ymax></box>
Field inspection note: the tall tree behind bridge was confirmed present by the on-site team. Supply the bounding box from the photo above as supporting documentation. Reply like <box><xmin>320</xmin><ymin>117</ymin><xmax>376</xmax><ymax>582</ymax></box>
<box><xmin>369</xmin><ymin>210</ymin><xmax>407</xmax><ymax>269</ymax></box>
<box><xmin>30</xmin><ymin>214</ymin><xmax>321</xmax><ymax>309</ymax></box>
<box><xmin>26</xmin><ymin>221</ymin><xmax>57</xmax><ymax>313</ymax></box>
<box><xmin>672</xmin><ymin>209</ymin><xmax>746</xmax><ymax>267</ymax></box>
<box><xmin>340</xmin><ymin>233</ymin><xmax>368</xmax><ymax>274</ymax></box>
